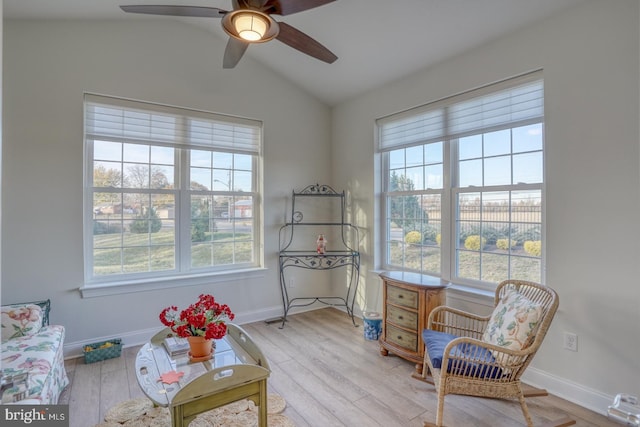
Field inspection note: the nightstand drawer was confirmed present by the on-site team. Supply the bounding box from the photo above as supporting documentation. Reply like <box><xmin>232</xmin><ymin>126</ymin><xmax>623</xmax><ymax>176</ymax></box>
<box><xmin>386</xmin><ymin>305</ymin><xmax>417</xmax><ymax>330</ymax></box>
<box><xmin>387</xmin><ymin>285</ymin><xmax>418</xmax><ymax>309</ymax></box>
<box><xmin>385</xmin><ymin>324</ymin><xmax>418</xmax><ymax>352</ymax></box>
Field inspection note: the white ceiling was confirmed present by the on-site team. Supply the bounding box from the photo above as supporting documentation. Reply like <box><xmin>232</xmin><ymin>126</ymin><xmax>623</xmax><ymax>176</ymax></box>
<box><xmin>4</xmin><ymin>0</ymin><xmax>586</xmax><ymax>106</ymax></box>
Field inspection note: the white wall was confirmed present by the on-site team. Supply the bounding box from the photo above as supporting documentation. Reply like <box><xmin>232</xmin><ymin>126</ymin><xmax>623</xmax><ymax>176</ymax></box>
<box><xmin>2</xmin><ymin>19</ymin><xmax>332</xmax><ymax>348</ymax></box>
<box><xmin>332</xmin><ymin>0</ymin><xmax>640</xmax><ymax>414</ymax></box>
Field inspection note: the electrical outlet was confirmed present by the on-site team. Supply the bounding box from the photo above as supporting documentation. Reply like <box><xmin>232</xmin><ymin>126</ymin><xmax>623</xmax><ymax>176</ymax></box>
<box><xmin>563</xmin><ymin>332</ymin><xmax>578</xmax><ymax>352</ymax></box>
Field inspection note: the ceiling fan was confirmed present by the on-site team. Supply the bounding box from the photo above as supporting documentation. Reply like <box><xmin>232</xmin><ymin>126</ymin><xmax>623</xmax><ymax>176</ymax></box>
<box><xmin>120</xmin><ymin>0</ymin><xmax>338</xmax><ymax>68</ymax></box>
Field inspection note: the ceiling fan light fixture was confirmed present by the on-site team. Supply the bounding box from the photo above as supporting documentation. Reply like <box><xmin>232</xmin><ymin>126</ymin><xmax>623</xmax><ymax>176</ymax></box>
<box><xmin>222</xmin><ymin>9</ymin><xmax>278</xmax><ymax>43</ymax></box>
<box><xmin>233</xmin><ymin>12</ymin><xmax>268</xmax><ymax>41</ymax></box>
<box><xmin>120</xmin><ymin>2</ymin><xmax>337</xmax><ymax>67</ymax></box>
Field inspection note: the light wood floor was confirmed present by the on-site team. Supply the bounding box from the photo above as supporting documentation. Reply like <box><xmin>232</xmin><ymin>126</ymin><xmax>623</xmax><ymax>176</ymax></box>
<box><xmin>60</xmin><ymin>308</ymin><xmax>619</xmax><ymax>427</ymax></box>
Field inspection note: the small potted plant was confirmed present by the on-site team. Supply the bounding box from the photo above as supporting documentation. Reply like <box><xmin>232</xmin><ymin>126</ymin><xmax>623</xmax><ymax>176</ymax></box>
<box><xmin>159</xmin><ymin>294</ymin><xmax>234</xmax><ymax>362</ymax></box>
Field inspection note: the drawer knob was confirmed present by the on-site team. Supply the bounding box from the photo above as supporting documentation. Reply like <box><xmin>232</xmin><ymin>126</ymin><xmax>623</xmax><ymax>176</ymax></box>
<box><xmin>396</xmin><ymin>336</ymin><xmax>403</xmax><ymax>340</ymax></box>
<box><xmin>398</xmin><ymin>315</ymin><xmax>404</xmax><ymax>320</ymax></box>
<box><xmin>398</xmin><ymin>295</ymin><xmax>404</xmax><ymax>299</ymax></box>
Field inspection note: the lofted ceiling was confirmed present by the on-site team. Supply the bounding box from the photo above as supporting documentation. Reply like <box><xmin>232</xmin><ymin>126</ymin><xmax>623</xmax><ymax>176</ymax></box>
<box><xmin>4</xmin><ymin>0</ymin><xmax>586</xmax><ymax>106</ymax></box>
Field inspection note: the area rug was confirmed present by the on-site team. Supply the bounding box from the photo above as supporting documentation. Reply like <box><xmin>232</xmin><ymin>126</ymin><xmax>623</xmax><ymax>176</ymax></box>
<box><xmin>94</xmin><ymin>393</ymin><xmax>294</xmax><ymax>427</ymax></box>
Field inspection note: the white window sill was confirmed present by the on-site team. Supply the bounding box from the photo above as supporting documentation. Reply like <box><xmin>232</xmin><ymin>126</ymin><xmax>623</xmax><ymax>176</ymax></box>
<box><xmin>446</xmin><ymin>283</ymin><xmax>495</xmax><ymax>306</ymax></box>
<box><xmin>79</xmin><ymin>268</ymin><xmax>268</xmax><ymax>298</ymax></box>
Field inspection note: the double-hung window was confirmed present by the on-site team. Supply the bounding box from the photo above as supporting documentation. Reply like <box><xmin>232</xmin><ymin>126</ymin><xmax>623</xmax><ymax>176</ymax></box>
<box><xmin>83</xmin><ymin>94</ymin><xmax>262</xmax><ymax>292</ymax></box>
<box><xmin>377</xmin><ymin>72</ymin><xmax>544</xmax><ymax>289</ymax></box>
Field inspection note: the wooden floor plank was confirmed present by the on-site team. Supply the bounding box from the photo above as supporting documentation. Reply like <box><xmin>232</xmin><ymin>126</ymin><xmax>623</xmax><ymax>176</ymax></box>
<box><xmin>278</xmin><ymin>357</ymin><xmax>380</xmax><ymax>426</ymax></box>
<box><xmin>67</xmin><ymin>361</ymin><xmax>101</xmax><ymax>427</ymax></box>
<box><xmin>352</xmin><ymin>393</ymin><xmax>416</xmax><ymax>426</ymax></box>
<box><xmin>243</xmin><ymin>323</ymin><xmax>293</xmax><ymax>365</ymax></box>
<box><xmin>267</xmin><ymin>357</ymin><xmax>345</xmax><ymax>426</ymax></box>
<box><xmin>98</xmin><ymin>365</ymin><xmax>130</xmax><ymax>422</ymax></box>
<box><xmin>61</xmin><ymin>308</ymin><xmax>618</xmax><ymax>427</ymax></box>
<box><xmin>123</xmin><ymin>345</ymin><xmax>147</xmax><ymax>400</ymax></box>
<box><xmin>252</xmin><ymin>320</ymin><xmax>371</xmax><ymax>402</ymax></box>
<box><xmin>258</xmin><ymin>314</ymin><xmax>429</xmax><ymax>421</ymax></box>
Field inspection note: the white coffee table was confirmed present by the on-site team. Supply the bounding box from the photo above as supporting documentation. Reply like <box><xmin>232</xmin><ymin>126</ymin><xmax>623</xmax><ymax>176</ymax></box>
<box><xmin>135</xmin><ymin>323</ymin><xmax>270</xmax><ymax>427</ymax></box>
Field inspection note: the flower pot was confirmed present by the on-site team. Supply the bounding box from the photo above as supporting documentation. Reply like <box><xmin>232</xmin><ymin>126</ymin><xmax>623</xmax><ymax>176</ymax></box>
<box><xmin>187</xmin><ymin>336</ymin><xmax>214</xmax><ymax>362</ymax></box>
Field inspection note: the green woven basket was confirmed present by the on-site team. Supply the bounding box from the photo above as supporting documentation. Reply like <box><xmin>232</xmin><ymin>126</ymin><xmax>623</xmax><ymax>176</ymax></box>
<box><xmin>83</xmin><ymin>338</ymin><xmax>122</xmax><ymax>364</ymax></box>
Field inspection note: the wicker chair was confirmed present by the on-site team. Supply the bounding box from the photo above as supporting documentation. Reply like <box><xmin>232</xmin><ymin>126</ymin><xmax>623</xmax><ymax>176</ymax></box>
<box><xmin>421</xmin><ymin>280</ymin><xmax>573</xmax><ymax>427</ymax></box>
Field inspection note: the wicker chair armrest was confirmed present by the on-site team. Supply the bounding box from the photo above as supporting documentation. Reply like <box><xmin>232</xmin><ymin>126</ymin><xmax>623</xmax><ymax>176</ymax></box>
<box><xmin>441</xmin><ymin>336</ymin><xmax>535</xmax><ymax>380</ymax></box>
<box><xmin>427</xmin><ymin>306</ymin><xmax>491</xmax><ymax>339</ymax></box>
<box><xmin>443</xmin><ymin>336</ymin><xmax>534</xmax><ymax>356</ymax></box>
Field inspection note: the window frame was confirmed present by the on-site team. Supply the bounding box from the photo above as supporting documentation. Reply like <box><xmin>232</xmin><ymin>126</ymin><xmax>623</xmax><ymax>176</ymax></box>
<box><xmin>376</xmin><ymin>72</ymin><xmax>545</xmax><ymax>290</ymax></box>
<box><xmin>380</xmin><ymin>145</ymin><xmax>446</xmax><ymax>277</ymax></box>
<box><xmin>81</xmin><ymin>94</ymin><xmax>264</xmax><ymax>296</ymax></box>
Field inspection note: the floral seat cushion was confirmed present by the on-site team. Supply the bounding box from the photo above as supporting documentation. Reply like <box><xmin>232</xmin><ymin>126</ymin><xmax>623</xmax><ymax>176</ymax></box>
<box><xmin>1</xmin><ymin>325</ymin><xmax>69</xmax><ymax>404</ymax></box>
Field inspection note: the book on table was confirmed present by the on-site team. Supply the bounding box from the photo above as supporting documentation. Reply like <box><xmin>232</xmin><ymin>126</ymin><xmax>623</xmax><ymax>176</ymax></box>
<box><xmin>163</xmin><ymin>336</ymin><xmax>190</xmax><ymax>356</ymax></box>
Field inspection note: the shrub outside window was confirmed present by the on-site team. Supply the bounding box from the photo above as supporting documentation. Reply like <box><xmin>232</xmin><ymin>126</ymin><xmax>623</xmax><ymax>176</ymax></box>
<box><xmin>84</xmin><ymin>94</ymin><xmax>262</xmax><ymax>288</ymax></box>
<box><xmin>377</xmin><ymin>72</ymin><xmax>544</xmax><ymax>289</ymax></box>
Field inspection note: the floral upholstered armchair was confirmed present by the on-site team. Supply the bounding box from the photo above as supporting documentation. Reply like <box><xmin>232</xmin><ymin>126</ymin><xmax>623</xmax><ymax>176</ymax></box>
<box><xmin>1</xmin><ymin>300</ymin><xmax>69</xmax><ymax>404</ymax></box>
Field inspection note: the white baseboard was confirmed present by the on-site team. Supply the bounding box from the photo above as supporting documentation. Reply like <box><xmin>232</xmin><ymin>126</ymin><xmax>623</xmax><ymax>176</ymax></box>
<box><xmin>522</xmin><ymin>366</ymin><xmax>614</xmax><ymax>417</ymax></box>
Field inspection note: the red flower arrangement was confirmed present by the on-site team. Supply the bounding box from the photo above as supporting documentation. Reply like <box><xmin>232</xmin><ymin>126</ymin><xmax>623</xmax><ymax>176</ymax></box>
<box><xmin>159</xmin><ymin>294</ymin><xmax>234</xmax><ymax>340</ymax></box>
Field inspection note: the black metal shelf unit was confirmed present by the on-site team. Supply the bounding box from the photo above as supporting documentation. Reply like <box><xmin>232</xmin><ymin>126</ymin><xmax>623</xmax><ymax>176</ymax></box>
<box><xmin>278</xmin><ymin>184</ymin><xmax>360</xmax><ymax>328</ymax></box>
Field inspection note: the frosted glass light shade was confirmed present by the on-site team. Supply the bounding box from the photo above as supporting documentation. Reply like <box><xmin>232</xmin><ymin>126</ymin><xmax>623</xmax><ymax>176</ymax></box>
<box><xmin>233</xmin><ymin>13</ymin><xmax>268</xmax><ymax>41</ymax></box>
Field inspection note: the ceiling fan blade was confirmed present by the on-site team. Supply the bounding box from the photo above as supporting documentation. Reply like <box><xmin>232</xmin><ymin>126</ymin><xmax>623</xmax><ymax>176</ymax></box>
<box><xmin>223</xmin><ymin>37</ymin><xmax>250</xmax><ymax>69</ymax></box>
<box><xmin>264</xmin><ymin>0</ymin><xmax>335</xmax><ymax>16</ymax></box>
<box><xmin>276</xmin><ymin>22</ymin><xmax>337</xmax><ymax>64</ymax></box>
<box><xmin>120</xmin><ymin>5</ymin><xmax>227</xmax><ymax>18</ymax></box>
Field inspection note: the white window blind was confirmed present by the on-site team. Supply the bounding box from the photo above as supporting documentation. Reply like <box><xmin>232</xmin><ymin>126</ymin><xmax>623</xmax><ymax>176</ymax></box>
<box><xmin>378</xmin><ymin>109</ymin><xmax>445</xmax><ymax>151</ymax></box>
<box><xmin>448</xmin><ymin>80</ymin><xmax>543</xmax><ymax>138</ymax></box>
<box><xmin>377</xmin><ymin>72</ymin><xmax>543</xmax><ymax>151</ymax></box>
<box><xmin>85</xmin><ymin>94</ymin><xmax>261</xmax><ymax>154</ymax></box>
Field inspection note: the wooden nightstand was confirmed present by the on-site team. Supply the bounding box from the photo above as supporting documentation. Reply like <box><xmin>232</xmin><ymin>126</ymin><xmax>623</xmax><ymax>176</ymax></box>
<box><xmin>379</xmin><ymin>271</ymin><xmax>449</xmax><ymax>378</ymax></box>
